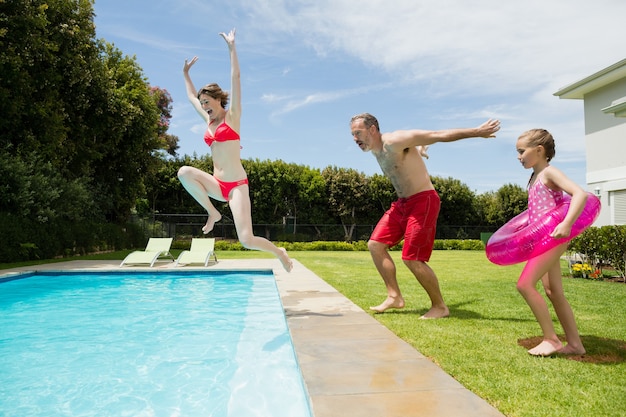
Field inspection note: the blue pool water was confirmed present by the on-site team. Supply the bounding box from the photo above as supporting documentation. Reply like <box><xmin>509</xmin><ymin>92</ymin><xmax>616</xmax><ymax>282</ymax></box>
<box><xmin>0</xmin><ymin>271</ymin><xmax>312</xmax><ymax>417</ymax></box>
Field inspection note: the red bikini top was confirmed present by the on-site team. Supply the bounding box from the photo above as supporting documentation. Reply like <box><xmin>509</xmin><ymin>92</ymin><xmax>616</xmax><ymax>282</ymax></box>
<box><xmin>204</xmin><ymin>121</ymin><xmax>240</xmax><ymax>147</ymax></box>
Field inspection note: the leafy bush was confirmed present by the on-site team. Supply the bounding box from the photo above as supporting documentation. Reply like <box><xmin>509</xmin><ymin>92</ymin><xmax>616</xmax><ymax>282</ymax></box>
<box><xmin>433</xmin><ymin>239</ymin><xmax>485</xmax><ymax>251</ymax></box>
<box><xmin>0</xmin><ymin>214</ymin><xmax>144</xmax><ymax>262</ymax></box>
<box><xmin>570</xmin><ymin>225</ymin><xmax>626</xmax><ymax>277</ymax></box>
<box><xmin>209</xmin><ymin>239</ymin><xmax>484</xmax><ymax>252</ymax></box>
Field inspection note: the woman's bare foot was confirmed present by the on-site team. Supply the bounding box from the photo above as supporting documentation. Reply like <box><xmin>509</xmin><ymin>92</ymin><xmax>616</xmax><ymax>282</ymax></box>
<box><xmin>278</xmin><ymin>247</ymin><xmax>293</xmax><ymax>272</ymax></box>
<box><xmin>201</xmin><ymin>213</ymin><xmax>222</xmax><ymax>234</ymax></box>
<box><xmin>419</xmin><ymin>305</ymin><xmax>450</xmax><ymax>319</ymax></box>
<box><xmin>528</xmin><ymin>339</ymin><xmax>563</xmax><ymax>356</ymax></box>
<box><xmin>370</xmin><ymin>296</ymin><xmax>405</xmax><ymax>313</ymax></box>
<box><xmin>558</xmin><ymin>344</ymin><xmax>586</xmax><ymax>355</ymax></box>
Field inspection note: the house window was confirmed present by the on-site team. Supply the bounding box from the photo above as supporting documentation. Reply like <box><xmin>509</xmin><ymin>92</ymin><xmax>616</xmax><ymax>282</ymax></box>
<box><xmin>613</xmin><ymin>189</ymin><xmax>626</xmax><ymax>225</ymax></box>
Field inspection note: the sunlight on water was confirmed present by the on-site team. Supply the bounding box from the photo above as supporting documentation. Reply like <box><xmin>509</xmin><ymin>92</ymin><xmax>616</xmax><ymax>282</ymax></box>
<box><xmin>0</xmin><ymin>271</ymin><xmax>312</xmax><ymax>417</ymax></box>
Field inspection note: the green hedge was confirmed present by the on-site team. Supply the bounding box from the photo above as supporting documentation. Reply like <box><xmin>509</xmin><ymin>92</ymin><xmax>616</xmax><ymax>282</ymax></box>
<box><xmin>0</xmin><ymin>213</ymin><xmax>146</xmax><ymax>263</ymax></box>
<box><xmin>206</xmin><ymin>239</ymin><xmax>485</xmax><ymax>252</ymax></box>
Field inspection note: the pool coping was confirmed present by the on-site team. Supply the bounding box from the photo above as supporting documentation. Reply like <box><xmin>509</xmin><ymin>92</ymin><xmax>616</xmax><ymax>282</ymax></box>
<box><xmin>1</xmin><ymin>258</ymin><xmax>505</xmax><ymax>417</ymax></box>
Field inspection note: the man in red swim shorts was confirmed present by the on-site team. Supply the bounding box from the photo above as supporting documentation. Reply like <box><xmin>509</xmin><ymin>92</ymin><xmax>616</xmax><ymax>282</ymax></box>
<box><xmin>350</xmin><ymin>113</ymin><xmax>500</xmax><ymax>318</ymax></box>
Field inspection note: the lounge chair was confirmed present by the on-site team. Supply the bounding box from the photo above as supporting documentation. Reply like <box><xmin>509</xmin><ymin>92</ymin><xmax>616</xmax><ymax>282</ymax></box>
<box><xmin>175</xmin><ymin>238</ymin><xmax>218</xmax><ymax>267</ymax></box>
<box><xmin>120</xmin><ymin>237</ymin><xmax>174</xmax><ymax>267</ymax></box>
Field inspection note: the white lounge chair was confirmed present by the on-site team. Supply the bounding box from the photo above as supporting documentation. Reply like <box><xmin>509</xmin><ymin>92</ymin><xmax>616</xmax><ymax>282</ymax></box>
<box><xmin>175</xmin><ymin>238</ymin><xmax>218</xmax><ymax>267</ymax></box>
<box><xmin>120</xmin><ymin>238</ymin><xmax>174</xmax><ymax>267</ymax></box>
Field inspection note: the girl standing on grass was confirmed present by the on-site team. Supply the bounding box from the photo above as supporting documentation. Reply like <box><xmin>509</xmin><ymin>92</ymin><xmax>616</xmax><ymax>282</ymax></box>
<box><xmin>515</xmin><ymin>128</ymin><xmax>587</xmax><ymax>356</ymax></box>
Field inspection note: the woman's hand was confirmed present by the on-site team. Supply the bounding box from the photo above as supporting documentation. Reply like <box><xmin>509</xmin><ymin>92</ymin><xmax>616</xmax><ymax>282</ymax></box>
<box><xmin>219</xmin><ymin>28</ymin><xmax>236</xmax><ymax>48</ymax></box>
<box><xmin>183</xmin><ymin>56</ymin><xmax>198</xmax><ymax>73</ymax></box>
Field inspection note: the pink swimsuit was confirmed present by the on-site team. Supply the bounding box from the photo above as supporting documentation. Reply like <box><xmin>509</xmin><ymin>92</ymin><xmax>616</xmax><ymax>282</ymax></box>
<box><xmin>527</xmin><ymin>169</ymin><xmax>563</xmax><ymax>223</ymax></box>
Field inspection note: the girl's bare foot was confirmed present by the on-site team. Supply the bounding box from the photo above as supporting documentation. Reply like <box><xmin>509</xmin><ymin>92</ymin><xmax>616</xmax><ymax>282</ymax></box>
<box><xmin>278</xmin><ymin>247</ymin><xmax>293</xmax><ymax>272</ymax></box>
<box><xmin>201</xmin><ymin>213</ymin><xmax>222</xmax><ymax>234</ymax></box>
<box><xmin>420</xmin><ymin>305</ymin><xmax>450</xmax><ymax>319</ymax></box>
<box><xmin>370</xmin><ymin>296</ymin><xmax>405</xmax><ymax>313</ymax></box>
<box><xmin>528</xmin><ymin>339</ymin><xmax>563</xmax><ymax>356</ymax></box>
<box><xmin>558</xmin><ymin>344</ymin><xmax>586</xmax><ymax>355</ymax></box>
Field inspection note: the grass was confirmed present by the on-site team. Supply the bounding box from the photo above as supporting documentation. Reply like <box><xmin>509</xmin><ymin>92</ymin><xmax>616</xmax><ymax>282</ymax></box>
<box><xmin>3</xmin><ymin>250</ymin><xmax>626</xmax><ymax>417</ymax></box>
<box><xmin>291</xmin><ymin>251</ymin><xmax>626</xmax><ymax>417</ymax></box>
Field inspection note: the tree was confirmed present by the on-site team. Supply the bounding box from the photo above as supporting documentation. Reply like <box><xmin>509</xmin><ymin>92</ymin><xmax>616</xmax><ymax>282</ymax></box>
<box><xmin>432</xmin><ymin>176</ymin><xmax>479</xmax><ymax>237</ymax></box>
<box><xmin>0</xmin><ymin>0</ymin><xmax>105</xmax><ymax>176</ymax></box>
<box><xmin>292</xmin><ymin>165</ymin><xmax>330</xmax><ymax>225</ymax></box>
<box><xmin>82</xmin><ymin>42</ymin><xmax>162</xmax><ymax>222</ymax></box>
<box><xmin>0</xmin><ymin>0</ymin><xmax>177</xmax><ymax>261</ymax></box>
<box><xmin>150</xmin><ymin>86</ymin><xmax>179</xmax><ymax>156</ymax></box>
<box><xmin>322</xmin><ymin>166</ymin><xmax>370</xmax><ymax>241</ymax></box>
<box><xmin>368</xmin><ymin>173</ymin><xmax>395</xmax><ymax>216</ymax></box>
<box><xmin>494</xmin><ymin>183</ymin><xmax>527</xmax><ymax>226</ymax></box>
<box><xmin>244</xmin><ymin>159</ymin><xmax>296</xmax><ymax>238</ymax></box>
<box><xmin>476</xmin><ymin>184</ymin><xmax>527</xmax><ymax>235</ymax></box>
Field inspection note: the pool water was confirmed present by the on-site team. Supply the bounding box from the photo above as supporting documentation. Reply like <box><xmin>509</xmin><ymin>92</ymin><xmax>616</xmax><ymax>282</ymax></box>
<box><xmin>0</xmin><ymin>271</ymin><xmax>312</xmax><ymax>417</ymax></box>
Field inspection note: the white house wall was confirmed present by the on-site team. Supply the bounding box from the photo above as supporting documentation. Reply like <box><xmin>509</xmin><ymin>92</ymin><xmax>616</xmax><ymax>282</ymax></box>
<box><xmin>584</xmin><ymin>79</ymin><xmax>626</xmax><ymax>226</ymax></box>
<box><xmin>583</xmin><ymin>78</ymin><xmax>626</xmax><ymax>134</ymax></box>
<box><xmin>586</xmin><ymin>124</ymin><xmax>626</xmax><ymax>175</ymax></box>
<box><xmin>586</xmin><ymin>123</ymin><xmax>626</xmax><ymax>225</ymax></box>
<box><xmin>554</xmin><ymin>59</ymin><xmax>626</xmax><ymax>226</ymax></box>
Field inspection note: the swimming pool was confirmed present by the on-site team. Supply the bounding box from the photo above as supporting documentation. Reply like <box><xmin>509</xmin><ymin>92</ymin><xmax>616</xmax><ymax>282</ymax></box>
<box><xmin>0</xmin><ymin>270</ymin><xmax>313</xmax><ymax>417</ymax></box>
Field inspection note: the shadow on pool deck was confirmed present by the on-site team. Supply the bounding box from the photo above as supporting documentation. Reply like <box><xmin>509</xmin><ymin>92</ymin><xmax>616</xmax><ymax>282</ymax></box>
<box><xmin>2</xmin><ymin>258</ymin><xmax>505</xmax><ymax>417</ymax></box>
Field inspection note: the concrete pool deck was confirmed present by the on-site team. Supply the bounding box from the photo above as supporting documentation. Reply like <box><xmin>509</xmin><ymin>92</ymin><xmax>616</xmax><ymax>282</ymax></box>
<box><xmin>2</xmin><ymin>258</ymin><xmax>505</xmax><ymax>417</ymax></box>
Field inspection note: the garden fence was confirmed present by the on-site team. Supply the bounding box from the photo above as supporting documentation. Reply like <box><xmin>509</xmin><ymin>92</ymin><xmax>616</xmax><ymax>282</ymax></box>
<box><xmin>130</xmin><ymin>214</ymin><xmax>496</xmax><ymax>242</ymax></box>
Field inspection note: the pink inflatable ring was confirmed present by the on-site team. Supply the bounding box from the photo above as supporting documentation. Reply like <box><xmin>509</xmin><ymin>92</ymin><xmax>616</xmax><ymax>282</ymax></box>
<box><xmin>486</xmin><ymin>192</ymin><xmax>601</xmax><ymax>266</ymax></box>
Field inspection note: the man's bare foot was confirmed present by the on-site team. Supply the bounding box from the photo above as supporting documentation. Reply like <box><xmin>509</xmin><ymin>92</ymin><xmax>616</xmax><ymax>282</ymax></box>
<box><xmin>370</xmin><ymin>296</ymin><xmax>405</xmax><ymax>313</ymax></box>
<box><xmin>528</xmin><ymin>339</ymin><xmax>563</xmax><ymax>356</ymax></box>
<box><xmin>201</xmin><ymin>213</ymin><xmax>222</xmax><ymax>234</ymax></box>
<box><xmin>278</xmin><ymin>247</ymin><xmax>293</xmax><ymax>272</ymax></box>
<box><xmin>558</xmin><ymin>344</ymin><xmax>586</xmax><ymax>355</ymax></box>
<box><xmin>419</xmin><ymin>305</ymin><xmax>450</xmax><ymax>319</ymax></box>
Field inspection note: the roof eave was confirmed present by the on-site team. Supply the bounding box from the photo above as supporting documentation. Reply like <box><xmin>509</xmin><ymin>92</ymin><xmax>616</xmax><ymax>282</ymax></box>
<box><xmin>602</xmin><ymin>96</ymin><xmax>626</xmax><ymax>117</ymax></box>
<box><xmin>553</xmin><ymin>58</ymin><xmax>626</xmax><ymax>100</ymax></box>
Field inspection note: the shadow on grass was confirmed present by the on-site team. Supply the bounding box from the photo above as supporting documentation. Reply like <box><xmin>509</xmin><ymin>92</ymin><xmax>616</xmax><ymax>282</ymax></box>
<box><xmin>369</xmin><ymin>299</ymin><xmax>481</xmax><ymax>317</ymax></box>
<box><xmin>518</xmin><ymin>335</ymin><xmax>626</xmax><ymax>364</ymax></box>
<box><xmin>372</xmin><ymin>307</ymin><xmax>436</xmax><ymax>316</ymax></box>
<box><xmin>377</xmin><ymin>307</ymin><xmax>486</xmax><ymax>319</ymax></box>
<box><xmin>373</xmin><ymin>299</ymin><xmax>534</xmax><ymax>322</ymax></box>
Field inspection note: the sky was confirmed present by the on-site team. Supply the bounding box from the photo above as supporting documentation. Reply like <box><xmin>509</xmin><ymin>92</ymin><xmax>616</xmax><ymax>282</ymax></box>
<box><xmin>93</xmin><ymin>0</ymin><xmax>626</xmax><ymax>194</ymax></box>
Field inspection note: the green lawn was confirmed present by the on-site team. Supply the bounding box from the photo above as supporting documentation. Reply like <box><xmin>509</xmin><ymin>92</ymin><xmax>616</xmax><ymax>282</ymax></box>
<box><xmin>2</xmin><ymin>250</ymin><xmax>625</xmax><ymax>417</ymax></box>
<box><xmin>290</xmin><ymin>251</ymin><xmax>626</xmax><ymax>417</ymax></box>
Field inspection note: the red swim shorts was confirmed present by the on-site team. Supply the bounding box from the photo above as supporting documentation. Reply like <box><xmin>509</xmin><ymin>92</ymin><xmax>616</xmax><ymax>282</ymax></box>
<box><xmin>369</xmin><ymin>189</ymin><xmax>440</xmax><ymax>262</ymax></box>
